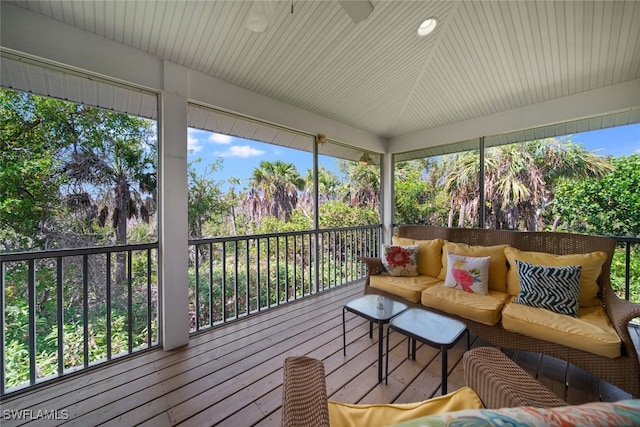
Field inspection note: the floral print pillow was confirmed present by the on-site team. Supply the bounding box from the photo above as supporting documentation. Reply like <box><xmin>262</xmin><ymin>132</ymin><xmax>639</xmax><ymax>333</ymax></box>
<box><xmin>390</xmin><ymin>399</ymin><xmax>640</xmax><ymax>427</ymax></box>
<box><xmin>382</xmin><ymin>245</ymin><xmax>419</xmax><ymax>277</ymax></box>
<box><xmin>444</xmin><ymin>253</ymin><xmax>490</xmax><ymax>294</ymax></box>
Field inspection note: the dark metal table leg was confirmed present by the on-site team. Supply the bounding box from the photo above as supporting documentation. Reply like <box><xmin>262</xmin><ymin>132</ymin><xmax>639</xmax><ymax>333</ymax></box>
<box><xmin>369</xmin><ymin>320</ymin><xmax>373</xmax><ymax>338</ymax></box>
<box><xmin>378</xmin><ymin>320</ymin><xmax>383</xmax><ymax>382</ymax></box>
<box><xmin>411</xmin><ymin>338</ymin><xmax>417</xmax><ymax>360</ymax></box>
<box><xmin>385</xmin><ymin>326</ymin><xmax>390</xmax><ymax>384</ymax></box>
<box><xmin>342</xmin><ymin>307</ymin><xmax>346</xmax><ymax>355</ymax></box>
<box><xmin>441</xmin><ymin>346</ymin><xmax>448</xmax><ymax>394</ymax></box>
<box><xmin>406</xmin><ymin>337</ymin><xmax>411</xmax><ymax>359</ymax></box>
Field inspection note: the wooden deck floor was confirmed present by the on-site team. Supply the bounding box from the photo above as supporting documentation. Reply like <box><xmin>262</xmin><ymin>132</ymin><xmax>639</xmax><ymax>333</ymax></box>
<box><xmin>1</xmin><ymin>280</ymin><xmax>632</xmax><ymax>426</ymax></box>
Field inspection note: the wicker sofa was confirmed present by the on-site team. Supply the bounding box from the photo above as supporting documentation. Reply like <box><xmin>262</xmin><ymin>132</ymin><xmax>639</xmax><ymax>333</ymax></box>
<box><xmin>281</xmin><ymin>348</ymin><xmax>640</xmax><ymax>427</ymax></box>
<box><xmin>361</xmin><ymin>225</ymin><xmax>640</xmax><ymax>397</ymax></box>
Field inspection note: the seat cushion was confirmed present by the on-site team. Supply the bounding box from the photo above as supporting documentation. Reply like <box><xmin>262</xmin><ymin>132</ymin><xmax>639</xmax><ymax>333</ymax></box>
<box><xmin>421</xmin><ymin>285</ymin><xmax>510</xmax><ymax>326</ymax></box>
<box><xmin>369</xmin><ymin>274</ymin><xmax>441</xmax><ymax>302</ymax></box>
<box><xmin>504</xmin><ymin>247</ymin><xmax>607</xmax><ymax>307</ymax></box>
<box><xmin>328</xmin><ymin>386</ymin><xmax>483</xmax><ymax>427</ymax></box>
<box><xmin>393</xmin><ymin>237</ymin><xmax>444</xmax><ymax>277</ymax></box>
<box><xmin>501</xmin><ymin>302</ymin><xmax>621</xmax><ymax>358</ymax></box>
<box><xmin>438</xmin><ymin>242</ymin><xmax>509</xmax><ymax>293</ymax></box>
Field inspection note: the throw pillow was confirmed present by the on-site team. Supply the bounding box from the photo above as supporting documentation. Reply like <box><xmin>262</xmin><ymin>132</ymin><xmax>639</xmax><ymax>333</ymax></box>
<box><xmin>443</xmin><ymin>253</ymin><xmax>490</xmax><ymax>294</ymax></box>
<box><xmin>504</xmin><ymin>247</ymin><xmax>607</xmax><ymax>307</ymax></box>
<box><xmin>393</xmin><ymin>236</ymin><xmax>444</xmax><ymax>277</ymax></box>
<box><xmin>382</xmin><ymin>245</ymin><xmax>419</xmax><ymax>277</ymax></box>
<box><xmin>513</xmin><ymin>260</ymin><xmax>582</xmax><ymax>317</ymax></box>
<box><xmin>438</xmin><ymin>243</ymin><xmax>509</xmax><ymax>292</ymax></box>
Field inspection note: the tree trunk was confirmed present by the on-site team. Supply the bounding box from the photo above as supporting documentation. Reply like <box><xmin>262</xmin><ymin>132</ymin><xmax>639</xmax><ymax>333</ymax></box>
<box><xmin>114</xmin><ymin>175</ymin><xmax>130</xmax><ymax>292</ymax></box>
<box><xmin>458</xmin><ymin>203</ymin><xmax>466</xmax><ymax>228</ymax></box>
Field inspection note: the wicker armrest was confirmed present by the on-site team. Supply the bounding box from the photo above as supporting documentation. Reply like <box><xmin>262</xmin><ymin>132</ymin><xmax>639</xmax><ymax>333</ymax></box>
<box><xmin>605</xmin><ymin>286</ymin><xmax>640</xmax><ymax>332</ymax></box>
<box><xmin>463</xmin><ymin>347</ymin><xmax>567</xmax><ymax>409</ymax></box>
<box><xmin>281</xmin><ymin>356</ymin><xmax>330</xmax><ymax>427</ymax></box>
<box><xmin>361</xmin><ymin>256</ymin><xmax>383</xmax><ymax>275</ymax></box>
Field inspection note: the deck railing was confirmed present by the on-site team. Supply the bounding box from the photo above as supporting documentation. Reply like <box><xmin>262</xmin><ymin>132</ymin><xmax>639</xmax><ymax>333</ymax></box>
<box><xmin>0</xmin><ymin>243</ymin><xmax>159</xmax><ymax>395</ymax></box>
<box><xmin>187</xmin><ymin>224</ymin><xmax>381</xmax><ymax>332</ymax></box>
<box><xmin>0</xmin><ymin>224</ymin><xmax>381</xmax><ymax>395</ymax></box>
<box><xmin>3</xmin><ymin>226</ymin><xmax>638</xmax><ymax>396</ymax></box>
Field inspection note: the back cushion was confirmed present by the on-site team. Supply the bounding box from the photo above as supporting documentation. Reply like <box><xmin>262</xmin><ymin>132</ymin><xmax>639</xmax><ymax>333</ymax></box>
<box><xmin>438</xmin><ymin>242</ymin><xmax>509</xmax><ymax>293</ymax></box>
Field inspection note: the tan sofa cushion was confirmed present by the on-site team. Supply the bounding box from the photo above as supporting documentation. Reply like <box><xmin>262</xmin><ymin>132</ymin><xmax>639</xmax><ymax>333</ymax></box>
<box><xmin>438</xmin><ymin>242</ymin><xmax>509</xmax><ymax>292</ymax></box>
<box><xmin>421</xmin><ymin>285</ymin><xmax>509</xmax><ymax>326</ymax></box>
<box><xmin>328</xmin><ymin>387</ymin><xmax>483</xmax><ymax>427</ymax></box>
<box><xmin>502</xmin><ymin>302</ymin><xmax>621</xmax><ymax>358</ymax></box>
<box><xmin>504</xmin><ymin>247</ymin><xmax>608</xmax><ymax>306</ymax></box>
<box><xmin>393</xmin><ymin>237</ymin><xmax>444</xmax><ymax>277</ymax></box>
<box><xmin>370</xmin><ymin>274</ymin><xmax>441</xmax><ymax>303</ymax></box>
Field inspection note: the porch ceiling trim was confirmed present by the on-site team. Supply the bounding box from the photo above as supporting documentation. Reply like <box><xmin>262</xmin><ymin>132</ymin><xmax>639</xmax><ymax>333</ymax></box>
<box><xmin>0</xmin><ymin>50</ymin><xmax>158</xmax><ymax>120</ymax></box>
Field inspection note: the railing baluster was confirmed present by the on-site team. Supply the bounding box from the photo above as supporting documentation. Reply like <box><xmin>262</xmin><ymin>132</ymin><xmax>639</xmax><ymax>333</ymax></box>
<box><xmin>626</xmin><ymin>242</ymin><xmax>632</xmax><ymax>301</ymax></box>
<box><xmin>147</xmin><ymin>248</ymin><xmax>152</xmax><ymax>346</ymax></box>
<box><xmin>83</xmin><ymin>255</ymin><xmax>89</xmax><ymax>368</ymax></box>
<box><xmin>56</xmin><ymin>257</ymin><xmax>64</xmax><ymax>374</ymax></box>
<box><xmin>266</xmin><ymin>238</ymin><xmax>271</xmax><ymax>308</ymax></box>
<box><xmin>195</xmin><ymin>244</ymin><xmax>200</xmax><ymax>331</ymax></box>
<box><xmin>28</xmin><ymin>259</ymin><xmax>36</xmax><ymax>385</ymax></box>
<box><xmin>127</xmin><ymin>251</ymin><xmax>133</xmax><ymax>353</ymax></box>
<box><xmin>246</xmin><ymin>238</ymin><xmax>250</xmax><ymax>315</ymax></box>
<box><xmin>257</xmin><ymin>238</ymin><xmax>261</xmax><ymax>311</ymax></box>
<box><xmin>285</xmin><ymin>235</ymin><xmax>289</xmax><ymax>302</ymax></box>
<box><xmin>106</xmin><ymin>254</ymin><xmax>112</xmax><ymax>360</ymax></box>
<box><xmin>208</xmin><ymin>242</ymin><xmax>214</xmax><ymax>326</ymax></box>
<box><xmin>222</xmin><ymin>242</ymin><xmax>228</xmax><ymax>322</ymax></box>
<box><xmin>234</xmin><ymin>241</ymin><xmax>239</xmax><ymax>319</ymax></box>
<box><xmin>276</xmin><ymin>236</ymin><xmax>281</xmax><ymax>305</ymax></box>
<box><xmin>1</xmin><ymin>260</ymin><xmax>5</xmax><ymax>395</ymax></box>
<box><xmin>293</xmin><ymin>235</ymin><xmax>297</xmax><ymax>299</ymax></box>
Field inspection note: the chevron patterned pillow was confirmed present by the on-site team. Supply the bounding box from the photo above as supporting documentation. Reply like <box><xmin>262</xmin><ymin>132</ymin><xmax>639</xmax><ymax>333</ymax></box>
<box><xmin>513</xmin><ymin>261</ymin><xmax>582</xmax><ymax>317</ymax></box>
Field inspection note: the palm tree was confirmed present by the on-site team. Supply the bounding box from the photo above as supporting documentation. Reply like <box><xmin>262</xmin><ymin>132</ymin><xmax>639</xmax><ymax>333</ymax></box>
<box><xmin>337</xmin><ymin>161</ymin><xmax>380</xmax><ymax>210</ymax></box>
<box><xmin>245</xmin><ymin>160</ymin><xmax>305</xmax><ymax>224</ymax></box>
<box><xmin>441</xmin><ymin>151</ymin><xmax>480</xmax><ymax>227</ymax></box>
<box><xmin>483</xmin><ymin>139</ymin><xmax>612</xmax><ymax>230</ymax></box>
<box><xmin>431</xmin><ymin>139</ymin><xmax>612</xmax><ymax>231</ymax></box>
<box><xmin>64</xmin><ymin>110</ymin><xmax>156</xmax><ymax>245</ymax></box>
<box><xmin>63</xmin><ymin>108</ymin><xmax>156</xmax><ymax>286</ymax></box>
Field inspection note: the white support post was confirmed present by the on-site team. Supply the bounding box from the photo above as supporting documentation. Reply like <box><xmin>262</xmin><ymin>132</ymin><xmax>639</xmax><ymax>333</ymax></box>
<box><xmin>159</xmin><ymin>61</ymin><xmax>190</xmax><ymax>350</ymax></box>
<box><xmin>381</xmin><ymin>152</ymin><xmax>394</xmax><ymax>247</ymax></box>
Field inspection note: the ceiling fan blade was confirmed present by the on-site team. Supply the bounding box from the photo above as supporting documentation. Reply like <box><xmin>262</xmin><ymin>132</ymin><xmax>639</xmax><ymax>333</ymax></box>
<box><xmin>337</xmin><ymin>1</ymin><xmax>374</xmax><ymax>24</ymax></box>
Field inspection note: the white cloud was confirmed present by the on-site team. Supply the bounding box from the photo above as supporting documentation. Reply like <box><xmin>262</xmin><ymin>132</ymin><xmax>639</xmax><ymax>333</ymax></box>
<box><xmin>218</xmin><ymin>145</ymin><xmax>265</xmax><ymax>158</ymax></box>
<box><xmin>209</xmin><ymin>133</ymin><xmax>233</xmax><ymax>144</ymax></box>
<box><xmin>187</xmin><ymin>128</ymin><xmax>203</xmax><ymax>153</ymax></box>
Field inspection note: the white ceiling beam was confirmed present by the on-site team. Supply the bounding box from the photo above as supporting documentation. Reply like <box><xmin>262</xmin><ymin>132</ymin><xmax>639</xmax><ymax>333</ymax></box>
<box><xmin>388</xmin><ymin>79</ymin><xmax>640</xmax><ymax>154</ymax></box>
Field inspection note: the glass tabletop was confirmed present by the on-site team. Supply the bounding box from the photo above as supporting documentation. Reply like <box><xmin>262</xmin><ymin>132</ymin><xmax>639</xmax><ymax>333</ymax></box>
<box><xmin>345</xmin><ymin>295</ymin><xmax>407</xmax><ymax>321</ymax></box>
<box><xmin>390</xmin><ymin>308</ymin><xmax>466</xmax><ymax>345</ymax></box>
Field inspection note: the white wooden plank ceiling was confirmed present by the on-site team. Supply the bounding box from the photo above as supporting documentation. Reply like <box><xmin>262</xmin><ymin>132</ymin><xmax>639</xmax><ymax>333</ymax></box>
<box><xmin>6</xmin><ymin>0</ymin><xmax>640</xmax><ymax>142</ymax></box>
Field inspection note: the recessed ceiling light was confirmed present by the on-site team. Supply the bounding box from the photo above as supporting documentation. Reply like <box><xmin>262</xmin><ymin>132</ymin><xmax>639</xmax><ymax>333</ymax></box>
<box><xmin>418</xmin><ymin>18</ymin><xmax>437</xmax><ymax>36</ymax></box>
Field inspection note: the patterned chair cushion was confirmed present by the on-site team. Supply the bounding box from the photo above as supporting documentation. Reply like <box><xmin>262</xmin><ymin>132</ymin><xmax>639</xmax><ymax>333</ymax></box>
<box><xmin>390</xmin><ymin>399</ymin><xmax>640</xmax><ymax>427</ymax></box>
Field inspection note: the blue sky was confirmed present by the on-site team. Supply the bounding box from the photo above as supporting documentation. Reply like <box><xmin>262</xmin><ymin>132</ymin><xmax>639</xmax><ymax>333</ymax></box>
<box><xmin>572</xmin><ymin>123</ymin><xmax>640</xmax><ymax>157</ymax></box>
<box><xmin>187</xmin><ymin>122</ymin><xmax>640</xmax><ymax>189</ymax></box>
